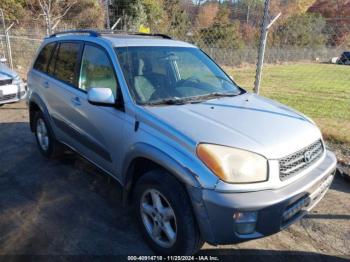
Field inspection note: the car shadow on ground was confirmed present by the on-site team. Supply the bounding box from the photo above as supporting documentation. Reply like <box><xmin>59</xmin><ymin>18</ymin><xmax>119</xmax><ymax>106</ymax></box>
<box><xmin>330</xmin><ymin>173</ymin><xmax>350</xmax><ymax>194</ymax></box>
<box><xmin>0</xmin><ymin>122</ymin><xmax>348</xmax><ymax>260</ymax></box>
<box><xmin>0</xmin><ymin>122</ymin><xmax>151</xmax><ymax>255</ymax></box>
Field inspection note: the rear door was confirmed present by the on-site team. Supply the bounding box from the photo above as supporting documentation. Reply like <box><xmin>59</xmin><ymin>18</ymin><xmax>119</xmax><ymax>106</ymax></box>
<box><xmin>29</xmin><ymin>42</ymin><xmax>57</xmax><ymax>108</ymax></box>
<box><xmin>43</xmin><ymin>41</ymin><xmax>84</xmax><ymax>144</ymax></box>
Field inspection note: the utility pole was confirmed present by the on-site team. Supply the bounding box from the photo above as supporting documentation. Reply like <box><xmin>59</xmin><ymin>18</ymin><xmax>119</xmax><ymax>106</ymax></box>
<box><xmin>254</xmin><ymin>0</ymin><xmax>281</xmax><ymax>94</ymax></box>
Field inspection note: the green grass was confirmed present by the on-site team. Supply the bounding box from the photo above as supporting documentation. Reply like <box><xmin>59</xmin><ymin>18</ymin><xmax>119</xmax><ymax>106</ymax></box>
<box><xmin>224</xmin><ymin>63</ymin><xmax>350</xmax><ymax>145</ymax></box>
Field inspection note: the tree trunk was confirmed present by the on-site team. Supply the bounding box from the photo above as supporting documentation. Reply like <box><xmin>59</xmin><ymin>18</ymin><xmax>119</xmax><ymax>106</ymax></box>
<box><xmin>246</xmin><ymin>5</ymin><xmax>250</xmax><ymax>24</ymax></box>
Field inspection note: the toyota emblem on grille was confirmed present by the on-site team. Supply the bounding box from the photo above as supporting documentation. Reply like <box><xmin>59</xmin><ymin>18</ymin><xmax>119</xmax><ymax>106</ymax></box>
<box><xmin>304</xmin><ymin>151</ymin><xmax>312</xmax><ymax>163</ymax></box>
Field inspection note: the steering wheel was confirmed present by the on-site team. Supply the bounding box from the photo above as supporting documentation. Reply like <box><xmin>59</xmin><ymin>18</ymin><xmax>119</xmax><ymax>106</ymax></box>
<box><xmin>175</xmin><ymin>76</ymin><xmax>201</xmax><ymax>88</ymax></box>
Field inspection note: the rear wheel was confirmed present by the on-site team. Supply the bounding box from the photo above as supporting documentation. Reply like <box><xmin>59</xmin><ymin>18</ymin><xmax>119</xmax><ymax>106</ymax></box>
<box><xmin>34</xmin><ymin>111</ymin><xmax>63</xmax><ymax>158</ymax></box>
<box><xmin>134</xmin><ymin>170</ymin><xmax>204</xmax><ymax>255</ymax></box>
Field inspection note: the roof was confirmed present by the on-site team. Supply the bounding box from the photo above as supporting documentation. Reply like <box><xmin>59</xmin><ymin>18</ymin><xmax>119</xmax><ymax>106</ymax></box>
<box><xmin>103</xmin><ymin>35</ymin><xmax>195</xmax><ymax>48</ymax></box>
<box><xmin>46</xmin><ymin>30</ymin><xmax>196</xmax><ymax>48</ymax></box>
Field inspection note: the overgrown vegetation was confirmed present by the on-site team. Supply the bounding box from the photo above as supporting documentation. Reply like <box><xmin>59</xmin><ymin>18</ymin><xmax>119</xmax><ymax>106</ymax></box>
<box><xmin>1</xmin><ymin>0</ymin><xmax>349</xmax><ymax>50</ymax></box>
<box><xmin>1</xmin><ymin>1</ymin><xmax>349</xmax><ymax>146</ymax></box>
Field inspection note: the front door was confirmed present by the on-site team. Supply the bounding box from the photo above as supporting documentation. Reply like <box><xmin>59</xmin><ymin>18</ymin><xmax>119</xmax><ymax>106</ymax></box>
<box><xmin>64</xmin><ymin>43</ymin><xmax>126</xmax><ymax>177</ymax></box>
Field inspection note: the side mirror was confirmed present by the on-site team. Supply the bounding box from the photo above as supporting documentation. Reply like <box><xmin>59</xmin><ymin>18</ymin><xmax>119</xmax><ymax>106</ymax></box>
<box><xmin>0</xmin><ymin>57</ymin><xmax>7</xmax><ymax>63</ymax></box>
<box><xmin>87</xmin><ymin>87</ymin><xmax>115</xmax><ymax>106</ymax></box>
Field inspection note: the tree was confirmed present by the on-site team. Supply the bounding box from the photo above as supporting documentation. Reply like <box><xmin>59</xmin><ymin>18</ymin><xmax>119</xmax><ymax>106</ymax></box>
<box><xmin>195</xmin><ymin>2</ymin><xmax>219</xmax><ymax>28</ymax></box>
<box><xmin>308</xmin><ymin>0</ymin><xmax>350</xmax><ymax>46</ymax></box>
<box><xmin>276</xmin><ymin>0</ymin><xmax>316</xmax><ymax>16</ymax></box>
<box><xmin>199</xmin><ymin>21</ymin><xmax>245</xmax><ymax>49</ymax></box>
<box><xmin>212</xmin><ymin>3</ymin><xmax>230</xmax><ymax>26</ymax></box>
<box><xmin>197</xmin><ymin>4</ymin><xmax>245</xmax><ymax>50</ymax></box>
<box><xmin>272</xmin><ymin>13</ymin><xmax>326</xmax><ymax>47</ymax></box>
<box><xmin>27</xmin><ymin>0</ymin><xmax>77</xmax><ymax>35</ymax></box>
<box><xmin>0</xmin><ymin>0</ymin><xmax>26</xmax><ymax>21</ymax></box>
<box><xmin>243</xmin><ymin>0</ymin><xmax>263</xmax><ymax>24</ymax></box>
<box><xmin>142</xmin><ymin>0</ymin><xmax>168</xmax><ymax>32</ymax></box>
<box><xmin>164</xmin><ymin>0</ymin><xmax>191</xmax><ymax>37</ymax></box>
<box><xmin>65</xmin><ymin>0</ymin><xmax>105</xmax><ymax>29</ymax></box>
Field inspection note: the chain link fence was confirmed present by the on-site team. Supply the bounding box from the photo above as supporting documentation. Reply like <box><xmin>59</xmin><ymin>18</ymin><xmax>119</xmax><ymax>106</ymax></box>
<box><xmin>0</xmin><ymin>3</ymin><xmax>349</xmax><ymax>147</ymax></box>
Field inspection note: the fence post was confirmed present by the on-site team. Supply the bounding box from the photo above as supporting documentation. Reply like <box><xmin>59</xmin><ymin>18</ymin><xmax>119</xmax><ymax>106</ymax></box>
<box><xmin>0</xmin><ymin>9</ymin><xmax>8</xmax><ymax>61</ymax></box>
<box><xmin>105</xmin><ymin>0</ymin><xmax>111</xmax><ymax>30</ymax></box>
<box><xmin>5</xmin><ymin>23</ymin><xmax>14</xmax><ymax>70</ymax></box>
<box><xmin>254</xmin><ymin>2</ymin><xmax>281</xmax><ymax>94</ymax></box>
<box><xmin>254</xmin><ymin>0</ymin><xmax>270</xmax><ymax>94</ymax></box>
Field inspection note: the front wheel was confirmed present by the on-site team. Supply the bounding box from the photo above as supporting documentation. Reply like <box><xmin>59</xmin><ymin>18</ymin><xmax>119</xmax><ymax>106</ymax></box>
<box><xmin>134</xmin><ymin>170</ymin><xmax>204</xmax><ymax>255</ymax></box>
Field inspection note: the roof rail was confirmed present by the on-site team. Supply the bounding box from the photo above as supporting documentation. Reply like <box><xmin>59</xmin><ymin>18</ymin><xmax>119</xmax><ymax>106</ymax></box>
<box><xmin>49</xmin><ymin>30</ymin><xmax>101</xmax><ymax>38</ymax></box>
<box><xmin>48</xmin><ymin>29</ymin><xmax>172</xmax><ymax>40</ymax></box>
<box><xmin>100</xmin><ymin>30</ymin><xmax>172</xmax><ymax>39</ymax></box>
<box><xmin>130</xmin><ymin>33</ymin><xmax>172</xmax><ymax>39</ymax></box>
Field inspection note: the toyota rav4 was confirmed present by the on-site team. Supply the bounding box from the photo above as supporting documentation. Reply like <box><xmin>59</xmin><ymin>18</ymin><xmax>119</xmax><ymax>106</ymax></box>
<box><xmin>27</xmin><ymin>30</ymin><xmax>337</xmax><ymax>255</ymax></box>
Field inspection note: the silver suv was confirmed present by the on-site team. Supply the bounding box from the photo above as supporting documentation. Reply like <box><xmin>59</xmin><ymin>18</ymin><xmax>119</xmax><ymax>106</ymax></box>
<box><xmin>27</xmin><ymin>30</ymin><xmax>337</xmax><ymax>255</ymax></box>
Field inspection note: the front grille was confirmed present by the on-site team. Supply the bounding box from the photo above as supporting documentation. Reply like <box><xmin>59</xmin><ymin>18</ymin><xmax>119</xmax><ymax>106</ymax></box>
<box><xmin>0</xmin><ymin>79</ymin><xmax>12</xmax><ymax>86</ymax></box>
<box><xmin>0</xmin><ymin>93</ymin><xmax>16</xmax><ymax>101</ymax></box>
<box><xmin>279</xmin><ymin>140</ymin><xmax>324</xmax><ymax>181</ymax></box>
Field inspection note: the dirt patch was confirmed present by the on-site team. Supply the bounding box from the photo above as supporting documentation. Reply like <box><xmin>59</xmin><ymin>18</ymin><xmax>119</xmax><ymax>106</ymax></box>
<box><xmin>0</xmin><ymin>102</ymin><xmax>349</xmax><ymax>260</ymax></box>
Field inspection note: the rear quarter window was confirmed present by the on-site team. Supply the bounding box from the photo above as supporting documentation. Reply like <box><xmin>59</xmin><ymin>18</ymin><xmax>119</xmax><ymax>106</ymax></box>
<box><xmin>33</xmin><ymin>43</ymin><xmax>56</xmax><ymax>72</ymax></box>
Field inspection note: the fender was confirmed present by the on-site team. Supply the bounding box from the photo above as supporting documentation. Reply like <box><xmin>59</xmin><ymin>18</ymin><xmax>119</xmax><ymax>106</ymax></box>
<box><xmin>28</xmin><ymin>93</ymin><xmax>54</xmax><ymax>134</ymax></box>
<box><xmin>122</xmin><ymin>142</ymin><xmax>201</xmax><ymax>190</ymax></box>
<box><xmin>121</xmin><ymin>142</ymin><xmax>217</xmax><ymax>244</ymax></box>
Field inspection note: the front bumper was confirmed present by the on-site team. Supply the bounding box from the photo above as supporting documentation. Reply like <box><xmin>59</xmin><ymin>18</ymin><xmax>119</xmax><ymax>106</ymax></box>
<box><xmin>197</xmin><ymin>150</ymin><xmax>337</xmax><ymax>245</ymax></box>
<box><xmin>0</xmin><ymin>83</ymin><xmax>27</xmax><ymax>105</ymax></box>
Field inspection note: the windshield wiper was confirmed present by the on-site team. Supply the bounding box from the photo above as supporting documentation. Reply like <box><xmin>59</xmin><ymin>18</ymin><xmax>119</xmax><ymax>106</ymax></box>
<box><xmin>142</xmin><ymin>92</ymin><xmax>240</xmax><ymax>106</ymax></box>
<box><xmin>208</xmin><ymin>92</ymin><xmax>239</xmax><ymax>97</ymax></box>
<box><xmin>142</xmin><ymin>97</ymin><xmax>190</xmax><ymax>106</ymax></box>
<box><xmin>191</xmin><ymin>92</ymin><xmax>240</xmax><ymax>101</ymax></box>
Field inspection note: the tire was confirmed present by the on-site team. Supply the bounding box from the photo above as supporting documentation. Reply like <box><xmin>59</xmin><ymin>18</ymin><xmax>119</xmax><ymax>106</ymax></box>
<box><xmin>34</xmin><ymin>111</ymin><xmax>63</xmax><ymax>158</ymax></box>
<box><xmin>133</xmin><ymin>169</ymin><xmax>204</xmax><ymax>255</ymax></box>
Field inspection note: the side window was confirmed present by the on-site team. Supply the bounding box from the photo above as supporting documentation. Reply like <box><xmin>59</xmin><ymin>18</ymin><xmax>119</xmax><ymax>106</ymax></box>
<box><xmin>33</xmin><ymin>43</ymin><xmax>56</xmax><ymax>72</ymax></box>
<box><xmin>79</xmin><ymin>45</ymin><xmax>117</xmax><ymax>96</ymax></box>
<box><xmin>54</xmin><ymin>42</ymin><xmax>82</xmax><ymax>86</ymax></box>
<box><xmin>47</xmin><ymin>44</ymin><xmax>58</xmax><ymax>76</ymax></box>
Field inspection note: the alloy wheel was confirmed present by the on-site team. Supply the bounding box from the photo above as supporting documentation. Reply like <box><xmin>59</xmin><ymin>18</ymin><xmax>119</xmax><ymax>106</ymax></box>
<box><xmin>36</xmin><ymin>118</ymin><xmax>49</xmax><ymax>151</ymax></box>
<box><xmin>140</xmin><ymin>189</ymin><xmax>177</xmax><ymax>248</ymax></box>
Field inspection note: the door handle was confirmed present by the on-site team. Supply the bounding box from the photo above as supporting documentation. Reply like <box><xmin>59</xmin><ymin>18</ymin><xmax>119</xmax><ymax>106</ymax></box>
<box><xmin>43</xmin><ymin>81</ymin><xmax>49</xmax><ymax>88</ymax></box>
<box><xmin>71</xmin><ymin>97</ymin><xmax>81</xmax><ymax>106</ymax></box>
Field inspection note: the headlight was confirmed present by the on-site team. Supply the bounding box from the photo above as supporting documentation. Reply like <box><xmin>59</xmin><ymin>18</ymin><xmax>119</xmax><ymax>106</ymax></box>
<box><xmin>13</xmin><ymin>75</ymin><xmax>22</xmax><ymax>84</ymax></box>
<box><xmin>197</xmin><ymin>144</ymin><xmax>268</xmax><ymax>183</ymax></box>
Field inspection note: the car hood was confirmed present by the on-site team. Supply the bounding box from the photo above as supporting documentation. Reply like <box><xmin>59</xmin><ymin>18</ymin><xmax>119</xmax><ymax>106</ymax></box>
<box><xmin>144</xmin><ymin>93</ymin><xmax>322</xmax><ymax>159</ymax></box>
<box><xmin>0</xmin><ymin>63</ymin><xmax>17</xmax><ymax>80</ymax></box>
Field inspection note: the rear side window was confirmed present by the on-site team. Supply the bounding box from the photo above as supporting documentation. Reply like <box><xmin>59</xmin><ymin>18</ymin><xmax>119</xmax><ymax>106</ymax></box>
<box><xmin>54</xmin><ymin>42</ymin><xmax>82</xmax><ymax>86</ymax></box>
<box><xmin>47</xmin><ymin>44</ymin><xmax>59</xmax><ymax>76</ymax></box>
<box><xmin>33</xmin><ymin>43</ymin><xmax>56</xmax><ymax>72</ymax></box>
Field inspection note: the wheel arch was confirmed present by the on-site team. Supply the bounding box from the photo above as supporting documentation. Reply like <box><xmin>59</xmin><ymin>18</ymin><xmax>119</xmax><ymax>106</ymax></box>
<box><xmin>122</xmin><ymin>143</ymin><xmax>217</xmax><ymax>245</ymax></box>
<box><xmin>121</xmin><ymin>143</ymin><xmax>201</xmax><ymax>205</ymax></box>
<box><xmin>28</xmin><ymin>94</ymin><xmax>51</xmax><ymax>132</ymax></box>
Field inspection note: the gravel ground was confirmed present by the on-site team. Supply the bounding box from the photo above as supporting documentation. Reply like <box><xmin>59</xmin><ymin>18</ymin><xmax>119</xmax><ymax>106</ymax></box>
<box><xmin>0</xmin><ymin>102</ymin><xmax>349</xmax><ymax>261</ymax></box>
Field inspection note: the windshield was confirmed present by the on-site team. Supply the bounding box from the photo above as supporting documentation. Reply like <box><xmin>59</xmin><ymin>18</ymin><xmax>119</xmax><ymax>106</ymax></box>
<box><xmin>115</xmin><ymin>46</ymin><xmax>243</xmax><ymax>105</ymax></box>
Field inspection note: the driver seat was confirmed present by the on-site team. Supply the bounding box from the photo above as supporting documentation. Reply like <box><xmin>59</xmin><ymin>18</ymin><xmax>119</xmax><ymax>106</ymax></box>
<box><xmin>134</xmin><ymin>59</ymin><xmax>156</xmax><ymax>103</ymax></box>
